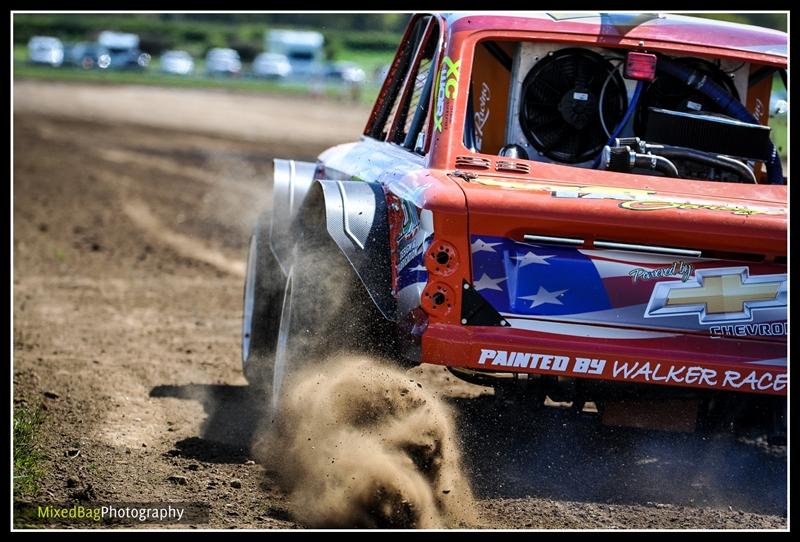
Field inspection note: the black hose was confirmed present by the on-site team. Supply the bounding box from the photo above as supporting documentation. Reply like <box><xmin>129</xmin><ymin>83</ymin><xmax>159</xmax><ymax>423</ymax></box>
<box><xmin>601</xmin><ymin>145</ymin><xmax>678</xmax><ymax>177</ymax></box>
<box><xmin>645</xmin><ymin>144</ymin><xmax>757</xmax><ymax>183</ymax></box>
<box><xmin>632</xmin><ymin>153</ymin><xmax>680</xmax><ymax>178</ymax></box>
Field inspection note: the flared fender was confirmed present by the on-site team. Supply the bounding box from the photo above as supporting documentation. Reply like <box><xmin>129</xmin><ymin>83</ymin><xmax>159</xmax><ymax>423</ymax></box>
<box><xmin>270</xmin><ymin>159</ymin><xmax>395</xmax><ymax>321</ymax></box>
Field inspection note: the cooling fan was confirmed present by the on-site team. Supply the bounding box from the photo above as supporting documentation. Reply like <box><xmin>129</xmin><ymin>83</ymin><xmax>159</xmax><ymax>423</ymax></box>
<box><xmin>519</xmin><ymin>48</ymin><xmax>628</xmax><ymax>163</ymax></box>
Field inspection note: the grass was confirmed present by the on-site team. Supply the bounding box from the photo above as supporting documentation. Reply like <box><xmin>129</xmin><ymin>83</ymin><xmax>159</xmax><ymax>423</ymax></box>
<box><xmin>14</xmin><ymin>405</ymin><xmax>46</xmax><ymax>496</ymax></box>
<box><xmin>14</xmin><ymin>61</ymin><xmax>381</xmax><ymax>105</ymax></box>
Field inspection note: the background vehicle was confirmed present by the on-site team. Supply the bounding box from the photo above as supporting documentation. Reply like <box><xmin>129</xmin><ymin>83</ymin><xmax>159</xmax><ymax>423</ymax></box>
<box><xmin>265</xmin><ymin>29</ymin><xmax>324</xmax><ymax>78</ymax></box>
<box><xmin>97</xmin><ymin>31</ymin><xmax>150</xmax><ymax>70</ymax></box>
<box><xmin>27</xmin><ymin>36</ymin><xmax>63</xmax><ymax>67</ymax></box>
<box><xmin>324</xmin><ymin>61</ymin><xmax>366</xmax><ymax>84</ymax></box>
<box><xmin>251</xmin><ymin>52</ymin><xmax>292</xmax><ymax>79</ymax></box>
<box><xmin>64</xmin><ymin>42</ymin><xmax>111</xmax><ymax>70</ymax></box>
<box><xmin>205</xmin><ymin>48</ymin><xmax>242</xmax><ymax>77</ymax></box>
<box><xmin>159</xmin><ymin>50</ymin><xmax>194</xmax><ymax>75</ymax></box>
<box><xmin>243</xmin><ymin>12</ymin><xmax>787</xmax><ymax>441</ymax></box>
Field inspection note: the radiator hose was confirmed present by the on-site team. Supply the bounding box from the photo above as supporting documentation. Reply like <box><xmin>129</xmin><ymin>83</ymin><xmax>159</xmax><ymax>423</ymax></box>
<box><xmin>593</xmin><ymin>80</ymin><xmax>645</xmax><ymax>168</ymax></box>
<box><xmin>600</xmin><ymin>145</ymin><xmax>680</xmax><ymax>178</ymax></box>
<box><xmin>656</xmin><ymin>56</ymin><xmax>785</xmax><ymax>185</ymax></box>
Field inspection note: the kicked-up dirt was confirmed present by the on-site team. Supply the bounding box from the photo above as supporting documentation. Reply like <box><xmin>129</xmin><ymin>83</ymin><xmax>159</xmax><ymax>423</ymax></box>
<box><xmin>12</xmin><ymin>81</ymin><xmax>787</xmax><ymax>529</ymax></box>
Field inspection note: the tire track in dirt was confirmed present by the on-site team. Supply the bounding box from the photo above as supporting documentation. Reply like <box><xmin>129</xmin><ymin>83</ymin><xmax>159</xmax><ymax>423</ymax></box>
<box><xmin>122</xmin><ymin>198</ymin><xmax>245</xmax><ymax>278</ymax></box>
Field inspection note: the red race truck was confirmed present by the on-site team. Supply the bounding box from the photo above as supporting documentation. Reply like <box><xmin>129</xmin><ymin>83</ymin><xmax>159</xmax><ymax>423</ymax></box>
<box><xmin>242</xmin><ymin>12</ymin><xmax>787</xmax><ymax>440</ymax></box>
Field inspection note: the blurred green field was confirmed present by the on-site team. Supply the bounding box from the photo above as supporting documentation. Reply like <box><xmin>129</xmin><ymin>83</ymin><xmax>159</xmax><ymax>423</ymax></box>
<box><xmin>14</xmin><ymin>64</ymin><xmax>383</xmax><ymax>106</ymax></box>
<box><xmin>14</xmin><ymin>45</ymin><xmax>385</xmax><ymax>105</ymax></box>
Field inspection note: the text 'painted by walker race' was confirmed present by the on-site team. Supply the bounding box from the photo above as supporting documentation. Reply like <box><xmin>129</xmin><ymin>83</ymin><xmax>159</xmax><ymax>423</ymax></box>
<box><xmin>475</xmin><ymin>349</ymin><xmax>786</xmax><ymax>392</ymax></box>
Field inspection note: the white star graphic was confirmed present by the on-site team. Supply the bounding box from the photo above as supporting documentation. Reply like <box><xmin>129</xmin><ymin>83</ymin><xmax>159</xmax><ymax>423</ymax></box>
<box><xmin>473</xmin><ymin>273</ymin><xmax>507</xmax><ymax>291</ymax></box>
<box><xmin>520</xmin><ymin>286</ymin><xmax>568</xmax><ymax>308</ymax></box>
<box><xmin>471</xmin><ymin>239</ymin><xmax>501</xmax><ymax>253</ymax></box>
<box><xmin>409</xmin><ymin>264</ymin><xmax>427</xmax><ymax>272</ymax></box>
<box><xmin>512</xmin><ymin>251</ymin><xmax>555</xmax><ymax>267</ymax></box>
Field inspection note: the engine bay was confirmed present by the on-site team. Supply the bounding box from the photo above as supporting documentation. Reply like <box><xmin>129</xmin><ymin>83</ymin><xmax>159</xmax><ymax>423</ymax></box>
<box><xmin>466</xmin><ymin>40</ymin><xmax>787</xmax><ymax>184</ymax></box>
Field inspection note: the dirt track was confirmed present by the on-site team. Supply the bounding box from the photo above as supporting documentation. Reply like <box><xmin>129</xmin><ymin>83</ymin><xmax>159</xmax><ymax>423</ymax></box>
<box><xmin>13</xmin><ymin>81</ymin><xmax>787</xmax><ymax>529</ymax></box>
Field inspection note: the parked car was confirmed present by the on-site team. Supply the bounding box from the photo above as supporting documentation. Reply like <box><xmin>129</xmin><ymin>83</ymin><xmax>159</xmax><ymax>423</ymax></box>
<box><xmin>242</xmin><ymin>13</ymin><xmax>787</xmax><ymax>444</ymax></box>
<box><xmin>64</xmin><ymin>42</ymin><xmax>111</xmax><ymax>70</ymax></box>
<box><xmin>160</xmin><ymin>50</ymin><xmax>194</xmax><ymax>75</ymax></box>
<box><xmin>251</xmin><ymin>52</ymin><xmax>292</xmax><ymax>79</ymax></box>
<box><xmin>205</xmin><ymin>48</ymin><xmax>241</xmax><ymax>77</ymax></box>
<box><xmin>27</xmin><ymin>36</ymin><xmax>64</xmax><ymax>67</ymax></box>
<box><xmin>324</xmin><ymin>61</ymin><xmax>366</xmax><ymax>84</ymax></box>
<box><xmin>98</xmin><ymin>31</ymin><xmax>150</xmax><ymax>70</ymax></box>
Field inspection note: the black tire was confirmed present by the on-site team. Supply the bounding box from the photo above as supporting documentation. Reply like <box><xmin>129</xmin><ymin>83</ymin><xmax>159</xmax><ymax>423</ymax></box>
<box><xmin>242</xmin><ymin>211</ymin><xmax>285</xmax><ymax>390</ymax></box>
<box><xmin>269</xmin><ymin>196</ymin><xmax>396</xmax><ymax>413</ymax></box>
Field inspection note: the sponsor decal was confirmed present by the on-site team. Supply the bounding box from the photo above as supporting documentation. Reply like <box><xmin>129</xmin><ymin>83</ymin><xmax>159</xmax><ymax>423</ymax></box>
<box><xmin>396</xmin><ymin>202</ymin><xmax>425</xmax><ymax>271</ymax></box>
<box><xmin>398</xmin><ymin>199</ymin><xmax>420</xmax><ymax>243</ymax></box>
<box><xmin>391</xmin><ymin>195</ymin><xmax>433</xmax><ymax>312</ymax></box>
<box><xmin>398</xmin><ymin>237</ymin><xmax>424</xmax><ymax>271</ymax></box>
<box><xmin>471</xmin><ymin>178</ymin><xmax>655</xmax><ymax>199</ymax></box>
<box><xmin>754</xmin><ymin>97</ymin><xmax>766</xmax><ymax>124</ymax></box>
<box><xmin>473</xmin><ymin>81</ymin><xmax>491</xmax><ymax>151</ymax></box>
<box><xmin>709</xmin><ymin>322</ymin><xmax>787</xmax><ymax>337</ymax></box>
<box><xmin>433</xmin><ymin>55</ymin><xmax>460</xmax><ymax>132</ymax></box>
<box><xmin>629</xmin><ymin>261</ymin><xmax>694</xmax><ymax>283</ymax></box>
<box><xmin>475</xmin><ymin>349</ymin><xmax>786</xmax><ymax>393</ymax></box>
<box><xmin>619</xmin><ymin>200</ymin><xmax>782</xmax><ymax>216</ymax></box>
<box><xmin>610</xmin><ymin>361</ymin><xmax>786</xmax><ymax>392</ymax></box>
<box><xmin>478</xmin><ymin>349</ymin><xmax>604</xmax><ymax>376</ymax></box>
<box><xmin>645</xmin><ymin>267</ymin><xmax>786</xmax><ymax>324</ymax></box>
<box><xmin>469</xmin><ymin>178</ymin><xmax>784</xmax><ymax>216</ymax></box>
<box><xmin>471</xmin><ymin>234</ymin><xmax>786</xmax><ymax>334</ymax></box>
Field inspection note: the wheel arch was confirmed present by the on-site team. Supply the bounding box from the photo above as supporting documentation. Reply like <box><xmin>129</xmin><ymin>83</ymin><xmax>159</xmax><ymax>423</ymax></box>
<box><xmin>270</xmin><ymin>158</ymin><xmax>396</xmax><ymax>322</ymax></box>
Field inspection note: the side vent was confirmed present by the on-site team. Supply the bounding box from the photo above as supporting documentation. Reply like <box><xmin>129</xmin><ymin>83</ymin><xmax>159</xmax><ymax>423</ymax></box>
<box><xmin>496</xmin><ymin>159</ymin><xmax>531</xmax><ymax>174</ymax></box>
<box><xmin>455</xmin><ymin>155</ymin><xmax>491</xmax><ymax>170</ymax></box>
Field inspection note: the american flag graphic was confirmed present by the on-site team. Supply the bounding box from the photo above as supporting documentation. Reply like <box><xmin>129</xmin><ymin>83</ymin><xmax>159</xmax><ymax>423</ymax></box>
<box><xmin>469</xmin><ymin>234</ymin><xmax>787</xmax><ymax>335</ymax></box>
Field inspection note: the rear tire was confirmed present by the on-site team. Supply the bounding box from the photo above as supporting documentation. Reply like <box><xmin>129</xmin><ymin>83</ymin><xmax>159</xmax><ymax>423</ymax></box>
<box><xmin>242</xmin><ymin>212</ymin><xmax>285</xmax><ymax>391</ymax></box>
<box><xmin>270</xmin><ymin>201</ymin><xmax>395</xmax><ymax>413</ymax></box>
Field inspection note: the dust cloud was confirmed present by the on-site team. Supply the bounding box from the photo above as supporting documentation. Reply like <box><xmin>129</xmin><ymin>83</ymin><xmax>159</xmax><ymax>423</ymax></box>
<box><xmin>253</xmin><ymin>355</ymin><xmax>477</xmax><ymax>529</ymax></box>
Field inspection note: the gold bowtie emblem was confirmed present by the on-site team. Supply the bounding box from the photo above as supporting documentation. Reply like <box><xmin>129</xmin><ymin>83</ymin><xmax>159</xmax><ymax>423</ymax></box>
<box><xmin>665</xmin><ymin>274</ymin><xmax>782</xmax><ymax>314</ymax></box>
<box><xmin>645</xmin><ymin>267</ymin><xmax>786</xmax><ymax>324</ymax></box>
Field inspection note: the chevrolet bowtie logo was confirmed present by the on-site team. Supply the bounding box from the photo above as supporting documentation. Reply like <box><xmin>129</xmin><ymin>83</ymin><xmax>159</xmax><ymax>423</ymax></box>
<box><xmin>645</xmin><ymin>267</ymin><xmax>786</xmax><ymax>324</ymax></box>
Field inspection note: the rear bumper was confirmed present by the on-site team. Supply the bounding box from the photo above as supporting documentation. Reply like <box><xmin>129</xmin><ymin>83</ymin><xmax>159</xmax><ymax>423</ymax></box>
<box><xmin>421</xmin><ymin>323</ymin><xmax>787</xmax><ymax>395</ymax></box>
